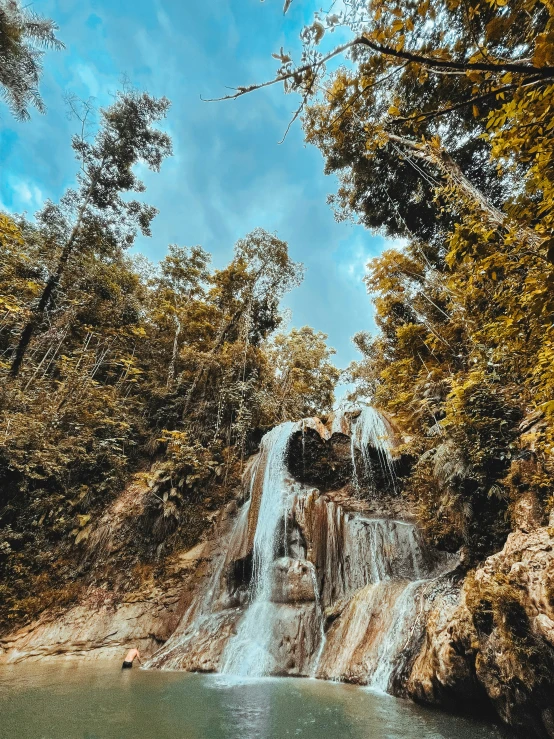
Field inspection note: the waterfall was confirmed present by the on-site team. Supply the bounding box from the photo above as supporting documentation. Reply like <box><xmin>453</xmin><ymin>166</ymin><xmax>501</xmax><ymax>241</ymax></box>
<box><xmin>143</xmin><ymin>501</ymin><xmax>252</xmax><ymax>671</ymax></box>
<box><xmin>145</xmin><ymin>406</ymin><xmax>455</xmax><ymax>693</ymax></box>
<box><xmin>310</xmin><ymin>566</ymin><xmax>327</xmax><ymax>677</ymax></box>
<box><xmin>220</xmin><ymin>422</ymin><xmax>300</xmax><ymax>676</ymax></box>
<box><xmin>368</xmin><ymin>579</ymin><xmax>427</xmax><ymax>692</ymax></box>
<box><xmin>351</xmin><ymin>406</ymin><xmax>397</xmax><ymax>493</ymax></box>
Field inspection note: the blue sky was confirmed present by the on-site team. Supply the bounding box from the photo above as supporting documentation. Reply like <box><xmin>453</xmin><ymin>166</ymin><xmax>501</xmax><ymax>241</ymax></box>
<box><xmin>0</xmin><ymin>0</ymin><xmax>393</xmax><ymax>372</ymax></box>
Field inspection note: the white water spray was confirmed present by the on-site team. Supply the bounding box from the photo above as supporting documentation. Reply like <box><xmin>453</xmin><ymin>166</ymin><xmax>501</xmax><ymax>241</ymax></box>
<box><xmin>351</xmin><ymin>406</ymin><xmax>397</xmax><ymax>493</ymax></box>
<box><xmin>368</xmin><ymin>579</ymin><xmax>427</xmax><ymax>692</ymax></box>
<box><xmin>220</xmin><ymin>422</ymin><xmax>298</xmax><ymax>676</ymax></box>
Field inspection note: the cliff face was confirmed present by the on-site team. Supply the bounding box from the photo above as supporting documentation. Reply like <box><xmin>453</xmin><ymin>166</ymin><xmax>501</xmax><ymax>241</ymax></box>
<box><xmin>2</xmin><ymin>408</ymin><xmax>554</xmax><ymax>738</ymax></box>
<box><xmin>0</xmin><ymin>499</ymin><xmax>240</xmax><ymax>664</ymax></box>
<box><xmin>408</xmin><ymin>523</ymin><xmax>554</xmax><ymax>738</ymax></box>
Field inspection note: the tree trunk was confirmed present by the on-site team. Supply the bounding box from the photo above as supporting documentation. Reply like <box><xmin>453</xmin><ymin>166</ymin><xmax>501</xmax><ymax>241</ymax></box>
<box><xmin>182</xmin><ymin>306</ymin><xmax>245</xmax><ymax>416</ymax></box>
<box><xmin>9</xmin><ymin>193</ymin><xmax>93</xmax><ymax>378</ymax></box>
<box><xmin>167</xmin><ymin>314</ymin><xmax>182</xmax><ymax>388</ymax></box>
<box><xmin>10</xmin><ymin>243</ymin><xmax>72</xmax><ymax>377</ymax></box>
<box><xmin>387</xmin><ymin>133</ymin><xmax>544</xmax><ymax>249</ymax></box>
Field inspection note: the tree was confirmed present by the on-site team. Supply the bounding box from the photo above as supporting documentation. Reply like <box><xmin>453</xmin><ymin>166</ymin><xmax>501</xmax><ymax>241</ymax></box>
<box><xmin>212</xmin><ymin>0</ymin><xmax>553</xmax><ymax>251</ymax></box>
<box><xmin>0</xmin><ymin>0</ymin><xmax>63</xmax><ymax>120</ymax></box>
<box><xmin>268</xmin><ymin>326</ymin><xmax>340</xmax><ymax>420</ymax></box>
<box><xmin>9</xmin><ymin>89</ymin><xmax>172</xmax><ymax>377</ymax></box>
<box><xmin>181</xmin><ymin>228</ymin><xmax>304</xmax><ymax>414</ymax></box>
<box><xmin>153</xmin><ymin>245</ymin><xmax>211</xmax><ymax>387</ymax></box>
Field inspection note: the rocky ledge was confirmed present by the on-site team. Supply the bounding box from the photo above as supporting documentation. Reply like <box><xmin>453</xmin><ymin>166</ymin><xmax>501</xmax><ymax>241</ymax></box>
<box><xmin>408</xmin><ymin>522</ymin><xmax>554</xmax><ymax>738</ymax></box>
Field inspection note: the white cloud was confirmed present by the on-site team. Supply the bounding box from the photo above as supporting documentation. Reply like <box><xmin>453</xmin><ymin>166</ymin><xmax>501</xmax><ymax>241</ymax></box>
<box><xmin>12</xmin><ymin>180</ymin><xmax>43</xmax><ymax>210</ymax></box>
<box><xmin>337</xmin><ymin>235</ymin><xmax>375</xmax><ymax>282</ymax></box>
<box><xmin>75</xmin><ymin>63</ymin><xmax>100</xmax><ymax>98</ymax></box>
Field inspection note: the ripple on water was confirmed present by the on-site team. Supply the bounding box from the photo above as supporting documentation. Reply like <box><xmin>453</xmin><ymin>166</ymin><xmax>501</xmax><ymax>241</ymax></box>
<box><xmin>0</xmin><ymin>664</ymin><xmax>503</xmax><ymax>739</ymax></box>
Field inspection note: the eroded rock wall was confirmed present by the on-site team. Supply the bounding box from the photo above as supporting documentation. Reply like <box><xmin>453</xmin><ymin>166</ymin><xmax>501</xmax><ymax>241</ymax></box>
<box><xmin>407</xmin><ymin>526</ymin><xmax>554</xmax><ymax>738</ymax></box>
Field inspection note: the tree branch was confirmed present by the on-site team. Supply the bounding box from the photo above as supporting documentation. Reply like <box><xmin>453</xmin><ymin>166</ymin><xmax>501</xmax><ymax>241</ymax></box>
<box><xmin>329</xmin><ymin>62</ymin><xmax>409</xmax><ymax>127</ymax></box>
<box><xmin>385</xmin><ymin>132</ymin><xmax>544</xmax><ymax>249</ymax></box>
<box><xmin>391</xmin><ymin>75</ymin><xmax>549</xmax><ymax>126</ymax></box>
<box><xmin>204</xmin><ymin>34</ymin><xmax>554</xmax><ymax>104</ymax></box>
<box><xmin>392</xmin><ymin>84</ymin><xmax>511</xmax><ymax>125</ymax></box>
<box><xmin>202</xmin><ymin>42</ymin><xmax>355</xmax><ymax>102</ymax></box>
<box><xmin>355</xmin><ymin>36</ymin><xmax>554</xmax><ymax>76</ymax></box>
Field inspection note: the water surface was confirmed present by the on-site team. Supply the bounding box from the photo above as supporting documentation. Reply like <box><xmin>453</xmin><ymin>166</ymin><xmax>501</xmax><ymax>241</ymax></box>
<box><xmin>0</xmin><ymin>664</ymin><xmax>503</xmax><ymax>739</ymax></box>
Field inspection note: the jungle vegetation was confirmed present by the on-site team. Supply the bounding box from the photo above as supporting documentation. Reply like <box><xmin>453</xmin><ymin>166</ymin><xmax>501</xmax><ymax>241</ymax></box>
<box><xmin>2</xmin><ymin>0</ymin><xmax>554</xmax><ymax>632</ymax></box>
<box><xmin>260</xmin><ymin>0</ymin><xmax>554</xmax><ymax>559</ymax></box>
<box><xmin>0</xmin><ymin>85</ymin><xmax>339</xmax><ymax>629</ymax></box>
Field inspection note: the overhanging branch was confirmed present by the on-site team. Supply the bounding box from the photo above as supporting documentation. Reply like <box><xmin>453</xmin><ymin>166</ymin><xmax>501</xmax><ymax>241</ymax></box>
<box><xmin>204</xmin><ymin>35</ymin><xmax>554</xmax><ymax>104</ymax></box>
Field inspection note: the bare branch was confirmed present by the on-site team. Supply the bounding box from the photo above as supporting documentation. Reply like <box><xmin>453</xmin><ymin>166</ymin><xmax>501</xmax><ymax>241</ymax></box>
<box><xmin>278</xmin><ymin>73</ymin><xmax>318</xmax><ymax>144</ymax></box>
<box><xmin>204</xmin><ymin>33</ymin><xmax>553</xmax><ymax>105</ymax></box>
<box><xmin>202</xmin><ymin>41</ymin><xmax>356</xmax><ymax>102</ymax></box>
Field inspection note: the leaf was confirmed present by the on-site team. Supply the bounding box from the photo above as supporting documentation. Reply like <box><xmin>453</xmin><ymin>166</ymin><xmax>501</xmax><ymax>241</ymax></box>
<box><xmin>75</xmin><ymin>525</ymin><xmax>92</xmax><ymax>545</ymax></box>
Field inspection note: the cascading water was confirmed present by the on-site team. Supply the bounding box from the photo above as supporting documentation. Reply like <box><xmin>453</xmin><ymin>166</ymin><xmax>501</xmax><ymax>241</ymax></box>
<box><xmin>220</xmin><ymin>421</ymin><xmax>302</xmax><ymax>677</ymax></box>
<box><xmin>351</xmin><ymin>405</ymin><xmax>397</xmax><ymax>493</ymax></box>
<box><xmin>367</xmin><ymin>578</ymin><xmax>427</xmax><ymax>691</ymax></box>
<box><xmin>146</xmin><ymin>406</ymin><xmax>456</xmax><ymax>693</ymax></box>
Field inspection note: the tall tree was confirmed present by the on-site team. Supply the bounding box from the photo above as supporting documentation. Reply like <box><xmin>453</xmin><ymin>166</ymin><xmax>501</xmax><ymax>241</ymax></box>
<box><xmin>0</xmin><ymin>0</ymin><xmax>63</xmax><ymax>120</ymax></box>
<box><xmin>182</xmin><ymin>228</ymin><xmax>303</xmax><ymax>413</ymax></box>
<box><xmin>213</xmin><ymin>0</ymin><xmax>553</xmax><ymax>250</ymax></box>
<box><xmin>9</xmin><ymin>89</ymin><xmax>172</xmax><ymax>377</ymax></box>
<box><xmin>152</xmin><ymin>244</ymin><xmax>212</xmax><ymax>387</ymax></box>
<box><xmin>268</xmin><ymin>326</ymin><xmax>340</xmax><ymax>420</ymax></box>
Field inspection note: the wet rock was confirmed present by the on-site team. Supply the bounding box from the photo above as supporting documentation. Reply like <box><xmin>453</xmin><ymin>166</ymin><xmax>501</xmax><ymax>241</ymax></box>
<box><xmin>270</xmin><ymin>557</ymin><xmax>316</xmax><ymax>603</ymax></box>
<box><xmin>316</xmin><ymin>580</ymin><xmax>410</xmax><ymax>684</ymax></box>
<box><xmin>287</xmin><ymin>426</ymin><xmax>354</xmax><ymax>492</ymax></box>
<box><xmin>266</xmin><ymin>602</ymin><xmax>321</xmax><ymax>676</ymax></box>
<box><xmin>148</xmin><ymin>609</ymin><xmax>242</xmax><ymax>672</ymax></box>
<box><xmin>408</xmin><ymin>526</ymin><xmax>554</xmax><ymax>738</ymax></box>
<box><xmin>406</xmin><ymin>586</ymin><xmax>486</xmax><ymax>711</ymax></box>
<box><xmin>0</xmin><ymin>498</ymin><xmax>240</xmax><ymax>665</ymax></box>
<box><xmin>0</xmin><ymin>574</ymin><xmax>194</xmax><ymax>665</ymax></box>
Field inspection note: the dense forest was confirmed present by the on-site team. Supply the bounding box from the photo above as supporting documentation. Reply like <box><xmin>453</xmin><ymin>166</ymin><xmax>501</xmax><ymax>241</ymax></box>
<box><xmin>294</xmin><ymin>0</ymin><xmax>554</xmax><ymax>562</ymax></box>
<box><xmin>0</xmin><ymin>31</ymin><xmax>340</xmax><ymax>626</ymax></box>
<box><xmin>1</xmin><ymin>0</ymin><xmax>554</xmax><ymax>729</ymax></box>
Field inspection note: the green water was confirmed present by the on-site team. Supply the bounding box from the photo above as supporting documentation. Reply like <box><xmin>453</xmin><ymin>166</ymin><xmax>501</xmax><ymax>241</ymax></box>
<box><xmin>0</xmin><ymin>664</ymin><xmax>503</xmax><ymax>739</ymax></box>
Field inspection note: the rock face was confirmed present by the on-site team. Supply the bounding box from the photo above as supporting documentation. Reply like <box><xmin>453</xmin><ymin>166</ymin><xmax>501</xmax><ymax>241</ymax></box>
<box><xmin>270</xmin><ymin>558</ymin><xmax>316</xmax><ymax>603</ymax></box>
<box><xmin>0</xmin><ymin>500</ymin><xmax>240</xmax><ymax>664</ymax></box>
<box><xmin>407</xmin><ymin>526</ymin><xmax>554</xmax><ymax>738</ymax></box>
<box><xmin>0</xmin><ymin>545</ymin><xmax>205</xmax><ymax>663</ymax></box>
<box><xmin>3</xmin><ymin>406</ymin><xmax>554</xmax><ymax>739</ymax></box>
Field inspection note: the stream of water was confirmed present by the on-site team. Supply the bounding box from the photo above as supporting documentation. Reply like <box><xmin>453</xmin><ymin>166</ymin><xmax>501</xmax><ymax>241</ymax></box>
<box><xmin>0</xmin><ymin>663</ymin><xmax>503</xmax><ymax>739</ymax></box>
<box><xmin>220</xmin><ymin>422</ymin><xmax>299</xmax><ymax>677</ymax></box>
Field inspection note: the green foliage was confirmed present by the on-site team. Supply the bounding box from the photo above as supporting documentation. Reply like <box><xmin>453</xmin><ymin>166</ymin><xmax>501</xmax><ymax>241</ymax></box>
<box><xmin>266</xmin><ymin>326</ymin><xmax>340</xmax><ymax>421</ymax></box>
<box><xmin>0</xmin><ymin>203</ymin><xmax>338</xmax><ymax>630</ymax></box>
<box><xmin>144</xmin><ymin>431</ymin><xmax>224</xmax><ymax>547</ymax></box>
<box><xmin>0</xmin><ymin>0</ymin><xmax>63</xmax><ymax>120</ymax></box>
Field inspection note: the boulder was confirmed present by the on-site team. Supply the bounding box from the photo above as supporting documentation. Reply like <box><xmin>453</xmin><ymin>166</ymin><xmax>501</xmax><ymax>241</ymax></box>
<box><xmin>270</xmin><ymin>557</ymin><xmax>316</xmax><ymax>603</ymax></box>
<box><xmin>408</xmin><ymin>525</ymin><xmax>554</xmax><ymax>738</ymax></box>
